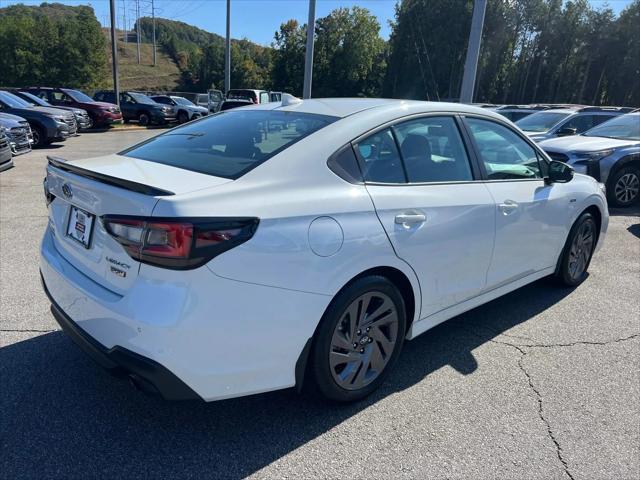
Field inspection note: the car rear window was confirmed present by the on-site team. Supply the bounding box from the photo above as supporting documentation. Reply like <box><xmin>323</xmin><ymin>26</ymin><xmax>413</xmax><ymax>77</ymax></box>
<box><xmin>121</xmin><ymin>110</ymin><xmax>338</xmax><ymax>179</ymax></box>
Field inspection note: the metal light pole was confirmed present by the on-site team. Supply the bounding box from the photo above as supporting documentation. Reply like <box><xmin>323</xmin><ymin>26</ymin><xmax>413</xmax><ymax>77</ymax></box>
<box><xmin>151</xmin><ymin>0</ymin><xmax>157</xmax><ymax>66</ymax></box>
<box><xmin>224</xmin><ymin>0</ymin><xmax>231</xmax><ymax>94</ymax></box>
<box><xmin>122</xmin><ymin>0</ymin><xmax>127</xmax><ymax>44</ymax></box>
<box><xmin>136</xmin><ymin>0</ymin><xmax>141</xmax><ymax>64</ymax></box>
<box><xmin>459</xmin><ymin>0</ymin><xmax>487</xmax><ymax>103</ymax></box>
<box><xmin>302</xmin><ymin>0</ymin><xmax>316</xmax><ymax>99</ymax></box>
<box><xmin>109</xmin><ymin>0</ymin><xmax>120</xmax><ymax>108</ymax></box>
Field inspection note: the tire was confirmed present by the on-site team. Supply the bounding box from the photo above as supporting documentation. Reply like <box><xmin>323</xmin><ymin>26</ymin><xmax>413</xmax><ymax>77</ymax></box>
<box><xmin>177</xmin><ymin>111</ymin><xmax>189</xmax><ymax>124</ymax></box>
<box><xmin>138</xmin><ymin>112</ymin><xmax>150</xmax><ymax>126</ymax></box>
<box><xmin>557</xmin><ymin>212</ymin><xmax>597</xmax><ymax>287</ymax></box>
<box><xmin>607</xmin><ymin>165</ymin><xmax>640</xmax><ymax>208</ymax></box>
<box><xmin>310</xmin><ymin>275</ymin><xmax>406</xmax><ymax>402</ymax></box>
<box><xmin>31</xmin><ymin>126</ymin><xmax>47</xmax><ymax>148</ymax></box>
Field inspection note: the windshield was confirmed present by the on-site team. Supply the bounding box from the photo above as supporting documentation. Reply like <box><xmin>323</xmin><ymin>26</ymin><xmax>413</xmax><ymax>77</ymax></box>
<box><xmin>130</xmin><ymin>92</ymin><xmax>157</xmax><ymax>105</ymax></box>
<box><xmin>173</xmin><ymin>97</ymin><xmax>194</xmax><ymax>106</ymax></box>
<box><xmin>515</xmin><ymin>112</ymin><xmax>571</xmax><ymax>132</ymax></box>
<box><xmin>19</xmin><ymin>91</ymin><xmax>50</xmax><ymax>107</ymax></box>
<box><xmin>122</xmin><ymin>110</ymin><xmax>338</xmax><ymax>179</ymax></box>
<box><xmin>583</xmin><ymin>114</ymin><xmax>640</xmax><ymax>141</ymax></box>
<box><xmin>64</xmin><ymin>89</ymin><xmax>94</xmax><ymax>103</ymax></box>
<box><xmin>0</xmin><ymin>91</ymin><xmax>31</xmax><ymax>108</ymax></box>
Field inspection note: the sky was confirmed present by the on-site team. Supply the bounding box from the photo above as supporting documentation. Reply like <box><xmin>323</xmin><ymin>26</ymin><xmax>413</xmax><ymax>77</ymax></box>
<box><xmin>0</xmin><ymin>0</ymin><xmax>635</xmax><ymax>45</ymax></box>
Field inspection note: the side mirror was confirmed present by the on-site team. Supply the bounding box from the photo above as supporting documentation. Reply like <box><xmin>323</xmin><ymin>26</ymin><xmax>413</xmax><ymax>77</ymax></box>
<box><xmin>546</xmin><ymin>160</ymin><xmax>574</xmax><ymax>184</ymax></box>
<box><xmin>556</xmin><ymin>127</ymin><xmax>577</xmax><ymax>137</ymax></box>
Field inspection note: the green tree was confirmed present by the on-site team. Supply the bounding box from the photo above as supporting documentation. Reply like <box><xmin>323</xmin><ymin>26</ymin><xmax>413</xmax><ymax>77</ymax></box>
<box><xmin>271</xmin><ymin>20</ymin><xmax>306</xmax><ymax>95</ymax></box>
<box><xmin>313</xmin><ymin>7</ymin><xmax>387</xmax><ymax>97</ymax></box>
<box><xmin>0</xmin><ymin>3</ymin><xmax>107</xmax><ymax>88</ymax></box>
<box><xmin>384</xmin><ymin>0</ymin><xmax>473</xmax><ymax>100</ymax></box>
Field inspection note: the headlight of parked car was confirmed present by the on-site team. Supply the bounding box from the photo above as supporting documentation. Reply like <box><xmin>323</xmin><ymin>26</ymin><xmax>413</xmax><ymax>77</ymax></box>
<box><xmin>573</xmin><ymin>149</ymin><xmax>614</xmax><ymax>164</ymax></box>
<box><xmin>52</xmin><ymin>116</ymin><xmax>67</xmax><ymax>125</ymax></box>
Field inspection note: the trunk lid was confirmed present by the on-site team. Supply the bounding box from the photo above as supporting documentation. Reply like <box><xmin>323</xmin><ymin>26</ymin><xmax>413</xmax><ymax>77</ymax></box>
<box><xmin>45</xmin><ymin>155</ymin><xmax>231</xmax><ymax>294</ymax></box>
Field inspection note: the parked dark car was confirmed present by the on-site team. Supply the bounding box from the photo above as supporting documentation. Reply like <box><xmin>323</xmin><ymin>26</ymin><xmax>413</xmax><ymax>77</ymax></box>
<box><xmin>219</xmin><ymin>99</ymin><xmax>253</xmax><ymax>111</ymax></box>
<box><xmin>0</xmin><ymin>91</ymin><xmax>76</xmax><ymax>147</ymax></box>
<box><xmin>0</xmin><ymin>126</ymin><xmax>13</xmax><ymax>172</ymax></box>
<box><xmin>23</xmin><ymin>87</ymin><xmax>122</xmax><ymax>128</ymax></box>
<box><xmin>0</xmin><ymin>112</ymin><xmax>33</xmax><ymax>155</ymax></box>
<box><xmin>151</xmin><ymin>95</ymin><xmax>208</xmax><ymax>123</ymax></box>
<box><xmin>94</xmin><ymin>91</ymin><xmax>176</xmax><ymax>126</ymax></box>
<box><xmin>9</xmin><ymin>90</ymin><xmax>92</xmax><ymax>130</ymax></box>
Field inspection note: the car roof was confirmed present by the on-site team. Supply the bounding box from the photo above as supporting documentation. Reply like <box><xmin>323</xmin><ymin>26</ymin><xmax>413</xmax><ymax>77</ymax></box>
<box><xmin>246</xmin><ymin>97</ymin><xmax>504</xmax><ymax>120</ymax></box>
<box><xmin>533</xmin><ymin>108</ymin><xmax>577</xmax><ymax>115</ymax></box>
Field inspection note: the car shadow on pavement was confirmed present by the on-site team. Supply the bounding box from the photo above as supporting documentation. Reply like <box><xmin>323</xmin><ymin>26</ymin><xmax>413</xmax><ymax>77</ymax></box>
<box><xmin>610</xmin><ymin>204</ymin><xmax>640</xmax><ymax>217</ymax></box>
<box><xmin>0</xmin><ymin>278</ymin><xmax>574</xmax><ymax>478</ymax></box>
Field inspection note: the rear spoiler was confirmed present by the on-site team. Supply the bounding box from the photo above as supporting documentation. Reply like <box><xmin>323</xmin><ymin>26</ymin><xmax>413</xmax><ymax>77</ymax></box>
<box><xmin>47</xmin><ymin>156</ymin><xmax>174</xmax><ymax>196</ymax></box>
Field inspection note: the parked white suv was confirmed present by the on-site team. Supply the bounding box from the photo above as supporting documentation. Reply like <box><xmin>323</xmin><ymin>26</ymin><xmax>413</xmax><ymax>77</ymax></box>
<box><xmin>41</xmin><ymin>97</ymin><xmax>608</xmax><ymax>402</ymax></box>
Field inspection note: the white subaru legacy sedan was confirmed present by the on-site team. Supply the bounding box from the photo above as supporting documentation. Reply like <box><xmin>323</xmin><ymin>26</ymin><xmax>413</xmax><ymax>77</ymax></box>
<box><xmin>40</xmin><ymin>97</ymin><xmax>608</xmax><ymax>402</ymax></box>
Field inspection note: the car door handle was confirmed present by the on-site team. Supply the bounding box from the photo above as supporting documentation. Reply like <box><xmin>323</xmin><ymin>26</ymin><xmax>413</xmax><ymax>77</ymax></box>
<box><xmin>499</xmin><ymin>200</ymin><xmax>519</xmax><ymax>215</ymax></box>
<box><xmin>395</xmin><ymin>213</ymin><xmax>426</xmax><ymax>226</ymax></box>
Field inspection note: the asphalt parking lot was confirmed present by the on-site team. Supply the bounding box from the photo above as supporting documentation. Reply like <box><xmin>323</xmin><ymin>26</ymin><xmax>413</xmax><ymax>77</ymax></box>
<box><xmin>1</xmin><ymin>131</ymin><xmax>639</xmax><ymax>479</ymax></box>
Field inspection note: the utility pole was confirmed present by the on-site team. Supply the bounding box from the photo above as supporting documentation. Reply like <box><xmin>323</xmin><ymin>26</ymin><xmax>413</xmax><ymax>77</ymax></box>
<box><xmin>459</xmin><ymin>0</ymin><xmax>487</xmax><ymax>103</ymax></box>
<box><xmin>109</xmin><ymin>0</ymin><xmax>120</xmax><ymax>108</ymax></box>
<box><xmin>136</xmin><ymin>0</ymin><xmax>141</xmax><ymax>64</ymax></box>
<box><xmin>302</xmin><ymin>0</ymin><xmax>316</xmax><ymax>99</ymax></box>
<box><xmin>151</xmin><ymin>0</ymin><xmax>156</xmax><ymax>66</ymax></box>
<box><xmin>224</xmin><ymin>0</ymin><xmax>231</xmax><ymax>94</ymax></box>
<box><xmin>122</xmin><ymin>0</ymin><xmax>127</xmax><ymax>44</ymax></box>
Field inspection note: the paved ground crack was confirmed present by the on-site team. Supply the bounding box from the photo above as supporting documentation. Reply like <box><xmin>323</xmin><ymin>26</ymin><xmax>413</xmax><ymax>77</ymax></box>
<box><xmin>515</xmin><ymin>349</ymin><xmax>575</xmax><ymax>480</ymax></box>
<box><xmin>462</xmin><ymin>323</ymin><xmax>640</xmax><ymax>349</ymax></box>
<box><xmin>522</xmin><ymin>333</ymin><xmax>640</xmax><ymax>349</ymax></box>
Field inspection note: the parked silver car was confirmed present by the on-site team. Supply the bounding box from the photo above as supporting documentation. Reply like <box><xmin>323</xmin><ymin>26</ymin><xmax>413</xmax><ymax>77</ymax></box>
<box><xmin>0</xmin><ymin>126</ymin><xmax>14</xmax><ymax>172</ymax></box>
<box><xmin>516</xmin><ymin>106</ymin><xmax>633</xmax><ymax>142</ymax></box>
<box><xmin>151</xmin><ymin>95</ymin><xmax>209</xmax><ymax>123</ymax></box>
<box><xmin>540</xmin><ymin>112</ymin><xmax>640</xmax><ymax>207</ymax></box>
<box><xmin>0</xmin><ymin>112</ymin><xmax>33</xmax><ymax>155</ymax></box>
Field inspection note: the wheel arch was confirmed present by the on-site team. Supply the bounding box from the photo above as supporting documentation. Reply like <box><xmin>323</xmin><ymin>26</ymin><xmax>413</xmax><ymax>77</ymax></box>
<box><xmin>606</xmin><ymin>153</ymin><xmax>640</xmax><ymax>184</ymax></box>
<box><xmin>295</xmin><ymin>264</ymin><xmax>420</xmax><ymax>392</ymax></box>
<box><xmin>555</xmin><ymin>202</ymin><xmax>604</xmax><ymax>276</ymax></box>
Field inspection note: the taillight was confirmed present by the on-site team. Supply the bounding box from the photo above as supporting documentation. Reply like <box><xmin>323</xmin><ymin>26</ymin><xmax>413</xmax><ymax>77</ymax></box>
<box><xmin>43</xmin><ymin>177</ymin><xmax>55</xmax><ymax>206</ymax></box>
<box><xmin>102</xmin><ymin>216</ymin><xmax>259</xmax><ymax>270</ymax></box>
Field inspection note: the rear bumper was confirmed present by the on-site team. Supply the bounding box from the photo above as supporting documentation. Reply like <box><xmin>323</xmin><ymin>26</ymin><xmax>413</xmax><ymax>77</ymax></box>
<box><xmin>93</xmin><ymin>111</ymin><xmax>123</xmax><ymax>126</ymax></box>
<box><xmin>42</xmin><ymin>272</ymin><xmax>201</xmax><ymax>401</ymax></box>
<box><xmin>40</xmin><ymin>225</ymin><xmax>329</xmax><ymax>401</ymax></box>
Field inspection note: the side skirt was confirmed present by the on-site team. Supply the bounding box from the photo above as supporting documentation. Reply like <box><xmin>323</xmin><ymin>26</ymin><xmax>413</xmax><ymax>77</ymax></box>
<box><xmin>407</xmin><ymin>267</ymin><xmax>555</xmax><ymax>340</ymax></box>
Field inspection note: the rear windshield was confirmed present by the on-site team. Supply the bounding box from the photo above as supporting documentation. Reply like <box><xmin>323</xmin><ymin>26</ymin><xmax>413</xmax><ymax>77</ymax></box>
<box><xmin>515</xmin><ymin>111</ymin><xmax>571</xmax><ymax>132</ymax></box>
<box><xmin>63</xmin><ymin>89</ymin><xmax>94</xmax><ymax>103</ymax></box>
<box><xmin>121</xmin><ymin>110</ymin><xmax>338</xmax><ymax>179</ymax></box>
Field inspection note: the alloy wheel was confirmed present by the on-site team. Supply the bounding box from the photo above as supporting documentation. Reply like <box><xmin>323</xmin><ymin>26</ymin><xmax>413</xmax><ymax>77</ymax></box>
<box><xmin>614</xmin><ymin>172</ymin><xmax>639</xmax><ymax>204</ymax></box>
<box><xmin>32</xmin><ymin>129</ymin><xmax>41</xmax><ymax>147</ymax></box>
<box><xmin>568</xmin><ymin>220</ymin><xmax>595</xmax><ymax>280</ymax></box>
<box><xmin>329</xmin><ymin>291</ymin><xmax>399</xmax><ymax>390</ymax></box>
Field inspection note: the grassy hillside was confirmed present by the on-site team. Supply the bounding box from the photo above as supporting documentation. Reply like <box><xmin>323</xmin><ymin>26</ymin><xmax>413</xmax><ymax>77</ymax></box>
<box><xmin>104</xmin><ymin>30</ymin><xmax>182</xmax><ymax>91</ymax></box>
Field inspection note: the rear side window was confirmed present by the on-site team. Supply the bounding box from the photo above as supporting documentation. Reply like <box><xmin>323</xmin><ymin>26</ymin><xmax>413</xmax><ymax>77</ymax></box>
<box><xmin>121</xmin><ymin>110</ymin><xmax>337</xmax><ymax>179</ymax></box>
<box><xmin>356</xmin><ymin>129</ymin><xmax>406</xmax><ymax>183</ymax></box>
<box><xmin>393</xmin><ymin>116</ymin><xmax>472</xmax><ymax>183</ymax></box>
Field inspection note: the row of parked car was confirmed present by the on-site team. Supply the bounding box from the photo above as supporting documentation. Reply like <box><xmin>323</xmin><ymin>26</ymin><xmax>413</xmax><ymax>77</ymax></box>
<box><xmin>483</xmin><ymin>104</ymin><xmax>639</xmax><ymax>208</ymax></box>
<box><xmin>0</xmin><ymin>86</ymin><xmax>285</xmax><ymax>173</ymax></box>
